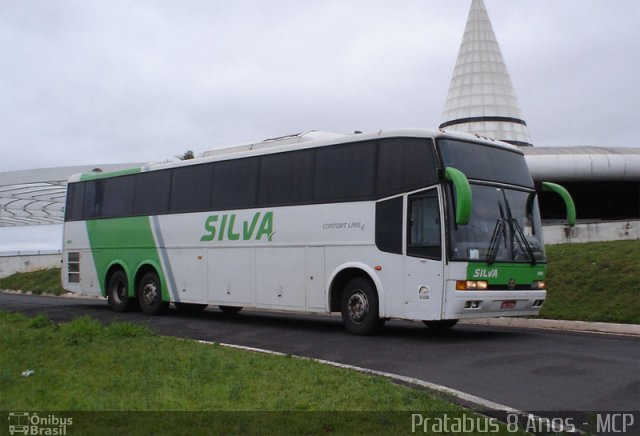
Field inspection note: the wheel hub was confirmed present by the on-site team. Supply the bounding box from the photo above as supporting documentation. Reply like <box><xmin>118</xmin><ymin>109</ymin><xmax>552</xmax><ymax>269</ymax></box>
<box><xmin>116</xmin><ymin>283</ymin><xmax>126</xmax><ymax>302</ymax></box>
<box><xmin>142</xmin><ymin>282</ymin><xmax>157</xmax><ymax>305</ymax></box>
<box><xmin>347</xmin><ymin>291</ymin><xmax>369</xmax><ymax>323</ymax></box>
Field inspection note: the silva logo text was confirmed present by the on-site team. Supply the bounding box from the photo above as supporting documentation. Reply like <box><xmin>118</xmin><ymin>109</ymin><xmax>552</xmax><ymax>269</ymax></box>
<box><xmin>472</xmin><ymin>268</ymin><xmax>498</xmax><ymax>279</ymax></box>
<box><xmin>201</xmin><ymin>212</ymin><xmax>274</xmax><ymax>242</ymax></box>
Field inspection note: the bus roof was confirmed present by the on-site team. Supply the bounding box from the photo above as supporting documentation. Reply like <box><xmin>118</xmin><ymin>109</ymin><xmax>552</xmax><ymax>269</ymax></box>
<box><xmin>68</xmin><ymin>127</ymin><xmax>521</xmax><ymax>182</ymax></box>
<box><xmin>199</xmin><ymin>128</ymin><xmax>520</xmax><ymax>161</ymax></box>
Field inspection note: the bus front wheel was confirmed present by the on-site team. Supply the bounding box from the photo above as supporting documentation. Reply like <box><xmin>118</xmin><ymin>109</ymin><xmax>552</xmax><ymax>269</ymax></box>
<box><xmin>107</xmin><ymin>270</ymin><xmax>137</xmax><ymax>312</ymax></box>
<box><xmin>340</xmin><ymin>277</ymin><xmax>385</xmax><ymax>335</ymax></box>
<box><xmin>138</xmin><ymin>271</ymin><xmax>169</xmax><ymax>316</ymax></box>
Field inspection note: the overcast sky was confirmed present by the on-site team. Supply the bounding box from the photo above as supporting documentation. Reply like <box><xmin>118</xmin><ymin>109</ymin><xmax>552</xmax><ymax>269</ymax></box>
<box><xmin>1</xmin><ymin>0</ymin><xmax>639</xmax><ymax>174</ymax></box>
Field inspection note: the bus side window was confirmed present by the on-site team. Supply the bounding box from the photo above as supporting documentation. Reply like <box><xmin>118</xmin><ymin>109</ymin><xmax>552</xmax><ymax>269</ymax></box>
<box><xmin>102</xmin><ymin>176</ymin><xmax>135</xmax><ymax>219</ymax></box>
<box><xmin>375</xmin><ymin>196</ymin><xmax>403</xmax><ymax>254</ymax></box>
<box><xmin>407</xmin><ymin>191</ymin><xmax>441</xmax><ymax>260</ymax></box>
<box><xmin>83</xmin><ymin>180</ymin><xmax>103</xmax><ymax>219</ymax></box>
<box><xmin>65</xmin><ymin>182</ymin><xmax>85</xmax><ymax>221</ymax></box>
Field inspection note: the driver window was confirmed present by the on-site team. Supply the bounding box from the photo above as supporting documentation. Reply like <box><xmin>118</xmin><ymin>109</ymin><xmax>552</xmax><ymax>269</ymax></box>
<box><xmin>408</xmin><ymin>190</ymin><xmax>441</xmax><ymax>260</ymax></box>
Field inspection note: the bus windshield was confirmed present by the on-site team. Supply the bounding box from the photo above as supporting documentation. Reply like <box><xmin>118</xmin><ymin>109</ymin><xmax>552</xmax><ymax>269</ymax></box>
<box><xmin>447</xmin><ymin>184</ymin><xmax>545</xmax><ymax>263</ymax></box>
<box><xmin>438</xmin><ymin>138</ymin><xmax>534</xmax><ymax>188</ymax></box>
<box><xmin>438</xmin><ymin>138</ymin><xmax>544</xmax><ymax>263</ymax></box>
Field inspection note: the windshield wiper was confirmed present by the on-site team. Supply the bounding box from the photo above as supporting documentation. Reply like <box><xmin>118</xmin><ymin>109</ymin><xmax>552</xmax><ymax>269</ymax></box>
<box><xmin>500</xmin><ymin>190</ymin><xmax>537</xmax><ymax>265</ymax></box>
<box><xmin>511</xmin><ymin>217</ymin><xmax>537</xmax><ymax>265</ymax></box>
<box><xmin>486</xmin><ymin>217</ymin><xmax>536</xmax><ymax>265</ymax></box>
<box><xmin>486</xmin><ymin>219</ymin><xmax>504</xmax><ymax>265</ymax></box>
<box><xmin>478</xmin><ymin>190</ymin><xmax>538</xmax><ymax>265</ymax></box>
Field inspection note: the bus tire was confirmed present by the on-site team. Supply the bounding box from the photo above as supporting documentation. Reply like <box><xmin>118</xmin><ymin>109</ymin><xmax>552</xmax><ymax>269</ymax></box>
<box><xmin>219</xmin><ymin>305</ymin><xmax>243</xmax><ymax>315</ymax></box>
<box><xmin>107</xmin><ymin>270</ymin><xmax>137</xmax><ymax>312</ymax></box>
<box><xmin>138</xmin><ymin>271</ymin><xmax>169</xmax><ymax>316</ymax></box>
<box><xmin>340</xmin><ymin>277</ymin><xmax>385</xmax><ymax>335</ymax></box>
<box><xmin>175</xmin><ymin>302</ymin><xmax>208</xmax><ymax>314</ymax></box>
<box><xmin>423</xmin><ymin>319</ymin><xmax>458</xmax><ymax>331</ymax></box>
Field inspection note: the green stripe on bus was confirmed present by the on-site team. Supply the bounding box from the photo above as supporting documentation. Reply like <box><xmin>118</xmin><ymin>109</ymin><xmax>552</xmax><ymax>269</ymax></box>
<box><xmin>467</xmin><ymin>262</ymin><xmax>546</xmax><ymax>285</ymax></box>
<box><xmin>86</xmin><ymin>216</ymin><xmax>168</xmax><ymax>301</ymax></box>
<box><xmin>80</xmin><ymin>167</ymin><xmax>142</xmax><ymax>181</ymax></box>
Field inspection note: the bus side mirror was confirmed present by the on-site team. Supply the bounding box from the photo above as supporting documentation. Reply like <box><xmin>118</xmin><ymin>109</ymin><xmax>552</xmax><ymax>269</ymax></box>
<box><xmin>445</xmin><ymin>167</ymin><xmax>472</xmax><ymax>225</ymax></box>
<box><xmin>541</xmin><ymin>182</ymin><xmax>576</xmax><ymax>227</ymax></box>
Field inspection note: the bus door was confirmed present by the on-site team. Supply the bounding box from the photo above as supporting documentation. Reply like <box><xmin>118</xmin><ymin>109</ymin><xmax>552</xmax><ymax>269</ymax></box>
<box><xmin>404</xmin><ymin>188</ymin><xmax>445</xmax><ymax>321</ymax></box>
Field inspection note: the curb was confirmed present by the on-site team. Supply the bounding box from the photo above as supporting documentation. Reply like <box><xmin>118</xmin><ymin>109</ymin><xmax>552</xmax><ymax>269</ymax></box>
<box><xmin>0</xmin><ymin>289</ymin><xmax>103</xmax><ymax>300</ymax></box>
<box><xmin>461</xmin><ymin>317</ymin><xmax>640</xmax><ymax>336</ymax></box>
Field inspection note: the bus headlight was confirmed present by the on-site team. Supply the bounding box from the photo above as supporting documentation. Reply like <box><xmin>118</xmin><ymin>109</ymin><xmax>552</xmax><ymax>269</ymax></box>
<box><xmin>456</xmin><ymin>280</ymin><xmax>488</xmax><ymax>290</ymax></box>
<box><xmin>531</xmin><ymin>281</ymin><xmax>546</xmax><ymax>290</ymax></box>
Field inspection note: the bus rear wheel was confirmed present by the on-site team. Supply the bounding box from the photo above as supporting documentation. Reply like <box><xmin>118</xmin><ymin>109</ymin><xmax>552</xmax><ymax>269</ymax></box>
<box><xmin>340</xmin><ymin>277</ymin><xmax>385</xmax><ymax>335</ymax></box>
<box><xmin>138</xmin><ymin>271</ymin><xmax>169</xmax><ymax>316</ymax></box>
<box><xmin>423</xmin><ymin>319</ymin><xmax>458</xmax><ymax>331</ymax></box>
<box><xmin>107</xmin><ymin>270</ymin><xmax>137</xmax><ymax>312</ymax></box>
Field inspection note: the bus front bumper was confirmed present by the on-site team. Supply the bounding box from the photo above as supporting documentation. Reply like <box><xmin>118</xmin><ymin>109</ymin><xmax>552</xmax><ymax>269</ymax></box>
<box><xmin>443</xmin><ymin>289</ymin><xmax>547</xmax><ymax>320</ymax></box>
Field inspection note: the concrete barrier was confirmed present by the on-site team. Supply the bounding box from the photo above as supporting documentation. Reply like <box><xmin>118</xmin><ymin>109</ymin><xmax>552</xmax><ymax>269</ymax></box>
<box><xmin>543</xmin><ymin>220</ymin><xmax>639</xmax><ymax>245</ymax></box>
<box><xmin>0</xmin><ymin>251</ymin><xmax>62</xmax><ymax>278</ymax></box>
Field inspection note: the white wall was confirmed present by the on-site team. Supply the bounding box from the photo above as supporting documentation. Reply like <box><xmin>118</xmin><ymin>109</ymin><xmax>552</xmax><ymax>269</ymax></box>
<box><xmin>543</xmin><ymin>220</ymin><xmax>640</xmax><ymax>245</ymax></box>
<box><xmin>0</xmin><ymin>251</ymin><xmax>61</xmax><ymax>279</ymax></box>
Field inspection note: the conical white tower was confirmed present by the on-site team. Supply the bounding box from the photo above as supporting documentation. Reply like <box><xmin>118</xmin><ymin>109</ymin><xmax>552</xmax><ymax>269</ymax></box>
<box><xmin>440</xmin><ymin>0</ymin><xmax>532</xmax><ymax>146</ymax></box>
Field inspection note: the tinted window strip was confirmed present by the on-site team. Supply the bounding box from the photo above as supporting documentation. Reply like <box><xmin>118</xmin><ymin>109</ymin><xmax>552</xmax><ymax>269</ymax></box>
<box><xmin>65</xmin><ymin>138</ymin><xmax>440</xmax><ymax>221</ymax></box>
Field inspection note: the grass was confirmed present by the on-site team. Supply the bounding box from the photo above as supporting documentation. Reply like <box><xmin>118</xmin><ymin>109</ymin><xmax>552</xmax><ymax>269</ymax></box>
<box><xmin>542</xmin><ymin>240</ymin><xmax>639</xmax><ymax>324</ymax></box>
<box><xmin>0</xmin><ymin>312</ymin><xmax>514</xmax><ymax>435</ymax></box>
<box><xmin>0</xmin><ymin>268</ymin><xmax>66</xmax><ymax>295</ymax></box>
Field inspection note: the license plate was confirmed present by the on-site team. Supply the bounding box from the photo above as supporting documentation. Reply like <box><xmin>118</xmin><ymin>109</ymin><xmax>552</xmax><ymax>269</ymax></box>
<box><xmin>500</xmin><ymin>300</ymin><xmax>517</xmax><ymax>309</ymax></box>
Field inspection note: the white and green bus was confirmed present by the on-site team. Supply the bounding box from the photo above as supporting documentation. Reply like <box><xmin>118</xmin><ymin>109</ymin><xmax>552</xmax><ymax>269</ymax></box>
<box><xmin>62</xmin><ymin>128</ymin><xmax>575</xmax><ymax>335</ymax></box>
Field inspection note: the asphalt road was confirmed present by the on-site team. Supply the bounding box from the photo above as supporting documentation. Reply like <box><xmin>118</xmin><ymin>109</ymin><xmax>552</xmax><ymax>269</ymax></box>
<box><xmin>2</xmin><ymin>292</ymin><xmax>639</xmax><ymax>413</ymax></box>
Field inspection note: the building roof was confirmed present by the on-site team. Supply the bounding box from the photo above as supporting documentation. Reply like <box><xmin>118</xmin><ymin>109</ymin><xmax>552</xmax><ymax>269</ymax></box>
<box><xmin>440</xmin><ymin>0</ymin><xmax>532</xmax><ymax>146</ymax></box>
<box><xmin>0</xmin><ymin>164</ymin><xmax>142</xmax><ymax>226</ymax></box>
<box><xmin>523</xmin><ymin>146</ymin><xmax>640</xmax><ymax>182</ymax></box>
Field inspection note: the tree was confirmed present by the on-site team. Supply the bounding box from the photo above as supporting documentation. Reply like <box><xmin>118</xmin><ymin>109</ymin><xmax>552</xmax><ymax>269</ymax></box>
<box><xmin>177</xmin><ymin>150</ymin><xmax>195</xmax><ymax>160</ymax></box>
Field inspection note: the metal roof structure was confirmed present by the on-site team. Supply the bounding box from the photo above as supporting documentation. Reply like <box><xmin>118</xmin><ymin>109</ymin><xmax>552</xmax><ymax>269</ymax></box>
<box><xmin>523</xmin><ymin>146</ymin><xmax>640</xmax><ymax>182</ymax></box>
<box><xmin>0</xmin><ymin>164</ymin><xmax>141</xmax><ymax>227</ymax></box>
<box><xmin>440</xmin><ymin>0</ymin><xmax>532</xmax><ymax>146</ymax></box>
